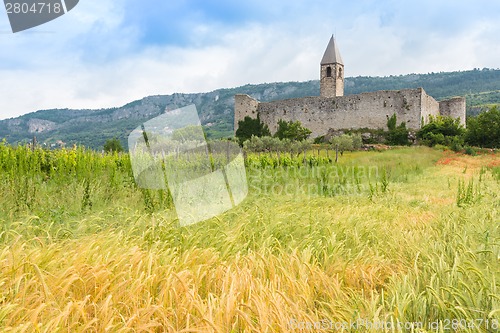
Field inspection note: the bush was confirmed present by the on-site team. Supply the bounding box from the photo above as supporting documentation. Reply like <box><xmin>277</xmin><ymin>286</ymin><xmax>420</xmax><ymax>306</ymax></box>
<box><xmin>235</xmin><ymin>116</ymin><xmax>271</xmax><ymax>145</ymax></box>
<box><xmin>274</xmin><ymin>120</ymin><xmax>312</xmax><ymax>141</ymax></box>
<box><xmin>417</xmin><ymin>115</ymin><xmax>465</xmax><ymax>147</ymax></box>
<box><xmin>387</xmin><ymin>124</ymin><xmax>411</xmax><ymax>145</ymax></box>
<box><xmin>386</xmin><ymin>114</ymin><xmax>411</xmax><ymax>146</ymax></box>
<box><xmin>330</xmin><ymin>133</ymin><xmax>362</xmax><ymax>155</ymax></box>
<box><xmin>421</xmin><ymin>132</ymin><xmax>445</xmax><ymax>146</ymax></box>
<box><xmin>449</xmin><ymin>136</ymin><xmax>464</xmax><ymax>152</ymax></box>
<box><xmin>464</xmin><ymin>146</ymin><xmax>477</xmax><ymax>156</ymax></box>
<box><xmin>465</xmin><ymin>106</ymin><xmax>500</xmax><ymax>148</ymax></box>
<box><xmin>351</xmin><ymin>133</ymin><xmax>363</xmax><ymax>149</ymax></box>
<box><xmin>103</xmin><ymin>138</ymin><xmax>124</xmax><ymax>153</ymax></box>
<box><xmin>243</xmin><ymin>136</ymin><xmax>312</xmax><ymax>153</ymax></box>
<box><xmin>343</xmin><ymin>128</ymin><xmax>386</xmax><ymax>144</ymax></box>
<box><xmin>313</xmin><ymin>136</ymin><xmax>325</xmax><ymax>144</ymax></box>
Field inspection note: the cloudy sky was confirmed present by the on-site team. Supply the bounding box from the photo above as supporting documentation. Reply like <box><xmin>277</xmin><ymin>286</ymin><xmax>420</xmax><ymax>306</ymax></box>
<box><xmin>1</xmin><ymin>0</ymin><xmax>499</xmax><ymax>120</ymax></box>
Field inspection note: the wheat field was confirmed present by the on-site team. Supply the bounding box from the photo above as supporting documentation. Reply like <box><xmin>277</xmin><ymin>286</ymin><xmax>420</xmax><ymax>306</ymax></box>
<box><xmin>0</xmin><ymin>143</ymin><xmax>498</xmax><ymax>332</ymax></box>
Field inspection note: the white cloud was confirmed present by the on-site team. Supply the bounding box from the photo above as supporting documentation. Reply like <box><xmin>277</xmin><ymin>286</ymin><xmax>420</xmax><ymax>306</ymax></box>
<box><xmin>0</xmin><ymin>23</ymin><xmax>323</xmax><ymax>119</ymax></box>
<box><xmin>1</xmin><ymin>0</ymin><xmax>499</xmax><ymax>120</ymax></box>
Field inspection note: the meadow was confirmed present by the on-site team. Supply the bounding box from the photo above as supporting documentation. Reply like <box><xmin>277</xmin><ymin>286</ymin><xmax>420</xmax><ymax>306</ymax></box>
<box><xmin>0</xmin><ymin>141</ymin><xmax>499</xmax><ymax>332</ymax></box>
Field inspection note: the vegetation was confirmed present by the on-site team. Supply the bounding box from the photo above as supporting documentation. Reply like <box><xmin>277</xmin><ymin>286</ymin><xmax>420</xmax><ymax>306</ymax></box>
<box><xmin>274</xmin><ymin>120</ymin><xmax>311</xmax><ymax>141</ymax></box>
<box><xmin>103</xmin><ymin>137</ymin><xmax>124</xmax><ymax>153</ymax></box>
<box><xmin>411</xmin><ymin>106</ymin><xmax>500</xmax><ymax>150</ymax></box>
<box><xmin>417</xmin><ymin>115</ymin><xmax>465</xmax><ymax>150</ymax></box>
<box><xmin>242</xmin><ymin>136</ymin><xmax>311</xmax><ymax>154</ymax></box>
<box><xmin>238</xmin><ymin>106</ymin><xmax>500</xmax><ymax>154</ymax></box>
<box><xmin>465</xmin><ymin>106</ymin><xmax>500</xmax><ymax>148</ymax></box>
<box><xmin>386</xmin><ymin>114</ymin><xmax>411</xmax><ymax>146</ymax></box>
<box><xmin>171</xmin><ymin>125</ymin><xmax>205</xmax><ymax>142</ymax></box>
<box><xmin>235</xmin><ymin>116</ymin><xmax>271</xmax><ymax>145</ymax></box>
<box><xmin>237</xmin><ymin>105</ymin><xmax>500</xmax><ymax>152</ymax></box>
<box><xmin>0</xmin><ymin>141</ymin><xmax>498</xmax><ymax>331</ymax></box>
<box><xmin>330</xmin><ymin>133</ymin><xmax>363</xmax><ymax>155</ymax></box>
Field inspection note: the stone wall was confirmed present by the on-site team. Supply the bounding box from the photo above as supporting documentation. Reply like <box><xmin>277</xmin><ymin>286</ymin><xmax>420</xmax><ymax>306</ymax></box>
<box><xmin>233</xmin><ymin>88</ymin><xmax>463</xmax><ymax>138</ymax></box>
<box><xmin>255</xmin><ymin>89</ymin><xmax>432</xmax><ymax>137</ymax></box>
<box><xmin>420</xmin><ymin>90</ymin><xmax>441</xmax><ymax>126</ymax></box>
<box><xmin>234</xmin><ymin>94</ymin><xmax>260</xmax><ymax>133</ymax></box>
<box><xmin>439</xmin><ymin>97</ymin><xmax>466</xmax><ymax>127</ymax></box>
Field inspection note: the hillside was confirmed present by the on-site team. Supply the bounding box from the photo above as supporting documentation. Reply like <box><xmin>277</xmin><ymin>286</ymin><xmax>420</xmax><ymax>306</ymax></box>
<box><xmin>1</xmin><ymin>68</ymin><xmax>499</xmax><ymax>150</ymax></box>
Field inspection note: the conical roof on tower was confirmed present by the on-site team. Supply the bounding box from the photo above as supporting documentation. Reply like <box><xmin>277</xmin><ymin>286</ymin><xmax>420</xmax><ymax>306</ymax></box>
<box><xmin>320</xmin><ymin>35</ymin><xmax>343</xmax><ymax>65</ymax></box>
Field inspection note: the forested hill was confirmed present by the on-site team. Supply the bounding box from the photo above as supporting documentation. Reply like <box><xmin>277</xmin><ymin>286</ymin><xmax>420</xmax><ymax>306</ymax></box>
<box><xmin>1</xmin><ymin>68</ymin><xmax>499</xmax><ymax>150</ymax></box>
<box><xmin>346</xmin><ymin>68</ymin><xmax>500</xmax><ymax>98</ymax></box>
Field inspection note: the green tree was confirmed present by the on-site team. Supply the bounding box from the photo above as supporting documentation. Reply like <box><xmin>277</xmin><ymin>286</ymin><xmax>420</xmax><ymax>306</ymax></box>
<box><xmin>103</xmin><ymin>138</ymin><xmax>124</xmax><ymax>153</ymax></box>
<box><xmin>243</xmin><ymin>136</ymin><xmax>264</xmax><ymax>152</ymax></box>
<box><xmin>274</xmin><ymin>120</ymin><xmax>311</xmax><ymax>141</ymax></box>
<box><xmin>235</xmin><ymin>115</ymin><xmax>270</xmax><ymax>145</ymax></box>
<box><xmin>465</xmin><ymin>106</ymin><xmax>500</xmax><ymax>148</ymax></box>
<box><xmin>331</xmin><ymin>135</ymin><xmax>353</xmax><ymax>156</ymax></box>
<box><xmin>387</xmin><ymin>113</ymin><xmax>397</xmax><ymax>132</ymax></box>
<box><xmin>330</xmin><ymin>134</ymin><xmax>362</xmax><ymax>156</ymax></box>
<box><xmin>417</xmin><ymin>115</ymin><xmax>465</xmax><ymax>148</ymax></box>
<box><xmin>386</xmin><ymin>114</ymin><xmax>411</xmax><ymax>146</ymax></box>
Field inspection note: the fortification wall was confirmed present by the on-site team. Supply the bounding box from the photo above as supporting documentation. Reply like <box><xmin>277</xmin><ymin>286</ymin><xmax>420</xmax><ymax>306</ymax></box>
<box><xmin>439</xmin><ymin>97</ymin><xmax>466</xmax><ymax>127</ymax></box>
<box><xmin>257</xmin><ymin>89</ymin><xmax>429</xmax><ymax>137</ymax></box>
<box><xmin>234</xmin><ymin>94</ymin><xmax>259</xmax><ymax>134</ymax></box>
<box><xmin>420</xmin><ymin>90</ymin><xmax>441</xmax><ymax>126</ymax></box>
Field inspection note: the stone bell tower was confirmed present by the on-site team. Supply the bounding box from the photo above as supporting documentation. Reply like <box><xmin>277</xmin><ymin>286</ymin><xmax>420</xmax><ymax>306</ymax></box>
<box><xmin>320</xmin><ymin>35</ymin><xmax>344</xmax><ymax>97</ymax></box>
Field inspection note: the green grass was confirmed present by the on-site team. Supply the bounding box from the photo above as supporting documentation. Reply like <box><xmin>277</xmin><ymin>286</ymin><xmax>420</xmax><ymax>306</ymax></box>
<box><xmin>0</xmin><ymin>144</ymin><xmax>498</xmax><ymax>332</ymax></box>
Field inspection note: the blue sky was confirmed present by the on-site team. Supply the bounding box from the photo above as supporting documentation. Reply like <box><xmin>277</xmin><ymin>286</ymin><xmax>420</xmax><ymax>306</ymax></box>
<box><xmin>1</xmin><ymin>0</ymin><xmax>499</xmax><ymax>120</ymax></box>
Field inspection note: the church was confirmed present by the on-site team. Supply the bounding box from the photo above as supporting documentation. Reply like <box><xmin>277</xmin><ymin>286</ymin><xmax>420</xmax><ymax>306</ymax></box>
<box><xmin>234</xmin><ymin>36</ymin><xmax>466</xmax><ymax>138</ymax></box>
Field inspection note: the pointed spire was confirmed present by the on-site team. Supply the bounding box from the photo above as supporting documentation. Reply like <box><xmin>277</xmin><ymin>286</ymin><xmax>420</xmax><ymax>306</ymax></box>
<box><xmin>321</xmin><ymin>35</ymin><xmax>343</xmax><ymax>65</ymax></box>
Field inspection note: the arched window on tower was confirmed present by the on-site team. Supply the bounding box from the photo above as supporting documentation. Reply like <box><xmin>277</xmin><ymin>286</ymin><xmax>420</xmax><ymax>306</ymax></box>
<box><xmin>338</xmin><ymin>67</ymin><xmax>343</xmax><ymax>79</ymax></box>
<box><xmin>326</xmin><ymin>67</ymin><xmax>332</xmax><ymax>77</ymax></box>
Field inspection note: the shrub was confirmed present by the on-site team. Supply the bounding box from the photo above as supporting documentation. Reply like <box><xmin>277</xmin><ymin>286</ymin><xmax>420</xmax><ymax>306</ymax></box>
<box><xmin>464</xmin><ymin>146</ymin><xmax>477</xmax><ymax>156</ymax></box>
<box><xmin>103</xmin><ymin>138</ymin><xmax>124</xmax><ymax>153</ymax></box>
<box><xmin>330</xmin><ymin>133</ymin><xmax>362</xmax><ymax>155</ymax></box>
<box><xmin>344</xmin><ymin>128</ymin><xmax>386</xmax><ymax>144</ymax></box>
<box><xmin>417</xmin><ymin>115</ymin><xmax>465</xmax><ymax>147</ymax></box>
<box><xmin>313</xmin><ymin>136</ymin><xmax>325</xmax><ymax>144</ymax></box>
<box><xmin>386</xmin><ymin>114</ymin><xmax>411</xmax><ymax>146</ymax></box>
<box><xmin>243</xmin><ymin>136</ymin><xmax>312</xmax><ymax>153</ymax></box>
<box><xmin>235</xmin><ymin>115</ymin><xmax>271</xmax><ymax>145</ymax></box>
<box><xmin>274</xmin><ymin>120</ymin><xmax>312</xmax><ymax>141</ymax></box>
<box><xmin>465</xmin><ymin>106</ymin><xmax>500</xmax><ymax>148</ymax></box>
<box><xmin>449</xmin><ymin>136</ymin><xmax>464</xmax><ymax>152</ymax></box>
<box><xmin>351</xmin><ymin>133</ymin><xmax>363</xmax><ymax>149</ymax></box>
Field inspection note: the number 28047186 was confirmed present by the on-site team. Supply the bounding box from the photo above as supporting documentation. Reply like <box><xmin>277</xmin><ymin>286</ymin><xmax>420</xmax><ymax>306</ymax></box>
<box><xmin>5</xmin><ymin>2</ymin><xmax>63</xmax><ymax>14</ymax></box>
